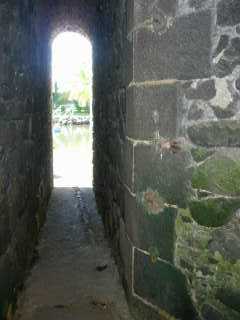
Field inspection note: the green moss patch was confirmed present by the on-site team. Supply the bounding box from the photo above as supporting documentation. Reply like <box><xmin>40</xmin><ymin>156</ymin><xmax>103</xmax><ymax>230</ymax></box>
<box><xmin>192</xmin><ymin>155</ymin><xmax>240</xmax><ymax>196</ymax></box>
<box><xmin>191</xmin><ymin>147</ymin><xmax>214</xmax><ymax>163</ymax></box>
<box><xmin>189</xmin><ymin>196</ymin><xmax>240</xmax><ymax>227</ymax></box>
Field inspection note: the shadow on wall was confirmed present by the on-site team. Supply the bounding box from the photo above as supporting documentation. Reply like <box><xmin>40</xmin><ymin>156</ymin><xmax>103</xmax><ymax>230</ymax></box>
<box><xmin>94</xmin><ymin>1</ymin><xmax>240</xmax><ymax>320</ymax></box>
<box><xmin>0</xmin><ymin>1</ymin><xmax>95</xmax><ymax>319</ymax></box>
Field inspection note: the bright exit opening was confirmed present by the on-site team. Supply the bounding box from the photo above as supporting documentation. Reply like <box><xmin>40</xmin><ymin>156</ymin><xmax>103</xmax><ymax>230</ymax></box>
<box><xmin>52</xmin><ymin>32</ymin><xmax>93</xmax><ymax>188</ymax></box>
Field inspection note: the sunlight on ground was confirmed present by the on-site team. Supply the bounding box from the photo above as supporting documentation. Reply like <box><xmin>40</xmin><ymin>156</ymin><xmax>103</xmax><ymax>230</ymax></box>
<box><xmin>52</xmin><ymin>32</ymin><xmax>93</xmax><ymax>188</ymax></box>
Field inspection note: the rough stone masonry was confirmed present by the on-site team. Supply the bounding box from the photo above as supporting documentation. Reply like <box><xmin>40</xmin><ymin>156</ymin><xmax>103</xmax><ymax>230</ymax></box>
<box><xmin>1</xmin><ymin>1</ymin><xmax>240</xmax><ymax>320</ymax></box>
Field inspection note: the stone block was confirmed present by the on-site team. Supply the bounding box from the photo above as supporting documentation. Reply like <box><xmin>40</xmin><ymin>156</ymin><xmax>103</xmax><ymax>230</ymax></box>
<box><xmin>213</xmin><ymin>35</ymin><xmax>229</xmax><ymax>59</ymax></box>
<box><xmin>126</xmin><ymin>37</ymin><xmax>134</xmax><ymax>85</ymax></box>
<box><xmin>134</xmin><ymin>0</ymin><xmax>177</xmax><ymax>27</ymax></box>
<box><xmin>119</xmin><ymin>218</ymin><xmax>133</xmax><ymax>290</ymax></box>
<box><xmin>117</xmin><ymin>88</ymin><xmax>126</xmax><ymax>140</ymax></box>
<box><xmin>201</xmin><ymin>304</ymin><xmax>225</xmax><ymax>320</ymax></box>
<box><xmin>127</xmin><ymin>0</ymin><xmax>134</xmax><ymax>33</ymax></box>
<box><xmin>0</xmin><ymin>101</ymin><xmax>24</xmax><ymax>120</ymax></box>
<box><xmin>0</xmin><ymin>253</ymin><xmax>14</xmax><ymax>319</ymax></box>
<box><xmin>126</xmin><ymin>84</ymin><xmax>178</xmax><ymax>140</ymax></box>
<box><xmin>214</xmin><ymin>37</ymin><xmax>240</xmax><ymax>78</ymax></box>
<box><xmin>133</xmin><ymin>248</ymin><xmax>197</xmax><ymax>319</ymax></box>
<box><xmin>217</xmin><ymin>0</ymin><xmax>240</xmax><ymax>26</ymax></box>
<box><xmin>133</xmin><ymin>10</ymin><xmax>212</xmax><ymax>81</ymax></box>
<box><xmin>133</xmin><ymin>144</ymin><xmax>192</xmax><ymax>207</ymax></box>
<box><xmin>125</xmin><ymin>190</ymin><xmax>177</xmax><ymax>263</ymax></box>
<box><xmin>187</xmin><ymin>0</ymin><xmax>214</xmax><ymax>11</ymax></box>
<box><xmin>216</xmin><ymin>288</ymin><xmax>240</xmax><ymax>313</ymax></box>
<box><xmin>185</xmin><ymin>80</ymin><xmax>216</xmax><ymax>101</ymax></box>
<box><xmin>0</xmin><ymin>210</ymin><xmax>10</xmax><ymax>256</ymax></box>
<box><xmin>124</xmin><ymin>140</ymin><xmax>134</xmax><ymax>190</ymax></box>
<box><xmin>188</xmin><ymin>120</ymin><xmax>240</xmax><ymax>147</ymax></box>
<box><xmin>0</xmin><ymin>120</ymin><xmax>23</xmax><ymax>146</ymax></box>
<box><xmin>209</xmin><ymin>216</ymin><xmax>240</xmax><ymax>262</ymax></box>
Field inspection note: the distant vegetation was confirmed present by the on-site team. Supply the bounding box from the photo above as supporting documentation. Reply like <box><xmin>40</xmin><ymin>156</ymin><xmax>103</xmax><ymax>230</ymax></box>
<box><xmin>52</xmin><ymin>67</ymin><xmax>92</xmax><ymax>125</ymax></box>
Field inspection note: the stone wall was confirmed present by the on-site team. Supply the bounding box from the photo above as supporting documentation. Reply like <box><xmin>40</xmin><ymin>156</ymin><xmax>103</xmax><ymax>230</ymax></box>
<box><xmin>1</xmin><ymin>1</ymin><xmax>240</xmax><ymax>319</ymax></box>
<box><xmin>0</xmin><ymin>1</ymin><xmax>99</xmax><ymax>318</ymax></box>
<box><xmin>93</xmin><ymin>0</ymin><xmax>128</xmax><ymax>258</ymax></box>
<box><xmin>94</xmin><ymin>1</ymin><xmax>240</xmax><ymax>320</ymax></box>
<box><xmin>0</xmin><ymin>1</ymin><xmax>52</xmax><ymax>318</ymax></box>
<box><xmin>49</xmin><ymin>0</ymin><xmax>97</xmax><ymax>39</ymax></box>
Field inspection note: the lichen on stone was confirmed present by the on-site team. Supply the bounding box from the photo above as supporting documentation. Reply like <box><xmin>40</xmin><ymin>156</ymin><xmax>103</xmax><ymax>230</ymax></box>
<box><xmin>138</xmin><ymin>188</ymin><xmax>165</xmax><ymax>215</ymax></box>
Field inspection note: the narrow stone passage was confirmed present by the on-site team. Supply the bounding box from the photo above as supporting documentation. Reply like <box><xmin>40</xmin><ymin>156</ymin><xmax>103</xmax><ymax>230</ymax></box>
<box><xmin>14</xmin><ymin>188</ymin><xmax>132</xmax><ymax>320</ymax></box>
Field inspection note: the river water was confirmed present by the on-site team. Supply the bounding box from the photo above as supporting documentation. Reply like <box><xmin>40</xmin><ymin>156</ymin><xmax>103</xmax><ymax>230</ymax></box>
<box><xmin>53</xmin><ymin>125</ymin><xmax>93</xmax><ymax>188</ymax></box>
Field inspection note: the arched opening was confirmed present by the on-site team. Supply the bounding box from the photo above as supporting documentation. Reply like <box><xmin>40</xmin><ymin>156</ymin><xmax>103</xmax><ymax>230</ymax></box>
<box><xmin>51</xmin><ymin>32</ymin><xmax>93</xmax><ymax>188</ymax></box>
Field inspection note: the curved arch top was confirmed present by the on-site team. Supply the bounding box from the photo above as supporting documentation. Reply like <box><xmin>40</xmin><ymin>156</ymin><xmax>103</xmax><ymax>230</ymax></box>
<box><xmin>44</xmin><ymin>0</ymin><xmax>97</xmax><ymax>41</ymax></box>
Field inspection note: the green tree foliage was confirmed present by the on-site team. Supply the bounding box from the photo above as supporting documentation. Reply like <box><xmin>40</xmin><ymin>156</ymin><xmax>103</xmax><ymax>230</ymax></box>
<box><xmin>52</xmin><ymin>83</ymin><xmax>71</xmax><ymax>109</ymax></box>
<box><xmin>52</xmin><ymin>63</ymin><xmax>92</xmax><ymax>117</ymax></box>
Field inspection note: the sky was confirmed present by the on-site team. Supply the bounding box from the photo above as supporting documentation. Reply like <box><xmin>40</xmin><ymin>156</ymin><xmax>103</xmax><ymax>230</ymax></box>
<box><xmin>52</xmin><ymin>32</ymin><xmax>92</xmax><ymax>93</ymax></box>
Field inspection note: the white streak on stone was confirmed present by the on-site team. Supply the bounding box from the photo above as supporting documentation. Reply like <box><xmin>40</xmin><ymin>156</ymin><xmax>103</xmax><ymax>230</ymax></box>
<box><xmin>210</xmin><ymin>79</ymin><xmax>232</xmax><ymax>110</ymax></box>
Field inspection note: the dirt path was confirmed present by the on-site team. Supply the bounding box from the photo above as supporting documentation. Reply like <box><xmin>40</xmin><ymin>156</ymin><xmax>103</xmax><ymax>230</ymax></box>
<box><xmin>15</xmin><ymin>188</ymin><xmax>132</xmax><ymax>320</ymax></box>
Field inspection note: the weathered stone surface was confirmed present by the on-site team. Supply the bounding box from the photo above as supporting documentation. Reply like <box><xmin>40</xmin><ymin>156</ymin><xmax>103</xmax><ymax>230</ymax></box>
<box><xmin>214</xmin><ymin>37</ymin><xmax>240</xmax><ymax>77</ymax></box>
<box><xmin>236</xmin><ymin>77</ymin><xmax>240</xmax><ymax>91</ymax></box>
<box><xmin>217</xmin><ymin>0</ymin><xmax>240</xmax><ymax>26</ymax></box>
<box><xmin>2</xmin><ymin>1</ymin><xmax>238</xmax><ymax>320</ymax></box>
<box><xmin>124</xmin><ymin>140</ymin><xmax>134</xmax><ymax>190</ymax></box>
<box><xmin>209</xmin><ymin>78</ymin><xmax>239</xmax><ymax>119</ymax></box>
<box><xmin>185</xmin><ymin>80</ymin><xmax>216</xmax><ymax>101</ymax></box>
<box><xmin>125</xmin><ymin>190</ymin><xmax>177</xmax><ymax>262</ymax></box>
<box><xmin>179</xmin><ymin>0</ymin><xmax>215</xmax><ymax>15</ymax></box>
<box><xmin>188</xmin><ymin>102</ymin><xmax>205</xmax><ymax>120</ymax></box>
<box><xmin>0</xmin><ymin>253</ymin><xmax>16</xmax><ymax>319</ymax></box>
<box><xmin>188</xmin><ymin>120</ymin><xmax>240</xmax><ymax>147</ymax></box>
<box><xmin>189</xmin><ymin>0</ymin><xmax>209</xmax><ymax>10</ymax></box>
<box><xmin>0</xmin><ymin>212</ymin><xmax>10</xmax><ymax>257</ymax></box>
<box><xmin>214</xmin><ymin>58</ymin><xmax>236</xmax><ymax>78</ymax></box>
<box><xmin>211</xmin><ymin>104</ymin><xmax>237</xmax><ymax>119</ymax></box>
<box><xmin>126</xmin><ymin>84</ymin><xmax>178</xmax><ymax>140</ymax></box>
<box><xmin>209</xmin><ymin>216</ymin><xmax>240</xmax><ymax>262</ymax></box>
<box><xmin>134</xmin><ymin>144</ymin><xmax>192</xmax><ymax>207</ymax></box>
<box><xmin>216</xmin><ymin>288</ymin><xmax>240</xmax><ymax>313</ymax></box>
<box><xmin>213</xmin><ymin>35</ymin><xmax>229</xmax><ymax>58</ymax></box>
<box><xmin>95</xmin><ymin>3</ymin><xmax>240</xmax><ymax>316</ymax></box>
<box><xmin>119</xmin><ymin>218</ymin><xmax>133</xmax><ymax>290</ymax></box>
<box><xmin>0</xmin><ymin>1</ymin><xmax>59</xmax><ymax>316</ymax></box>
<box><xmin>224</xmin><ymin>37</ymin><xmax>240</xmax><ymax>59</ymax></box>
<box><xmin>133</xmin><ymin>0</ymin><xmax>177</xmax><ymax>28</ymax></box>
<box><xmin>133</xmin><ymin>249</ymin><xmax>198</xmax><ymax>319</ymax></box>
<box><xmin>201</xmin><ymin>304</ymin><xmax>225</xmax><ymax>320</ymax></box>
<box><xmin>133</xmin><ymin>10</ymin><xmax>212</xmax><ymax>81</ymax></box>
